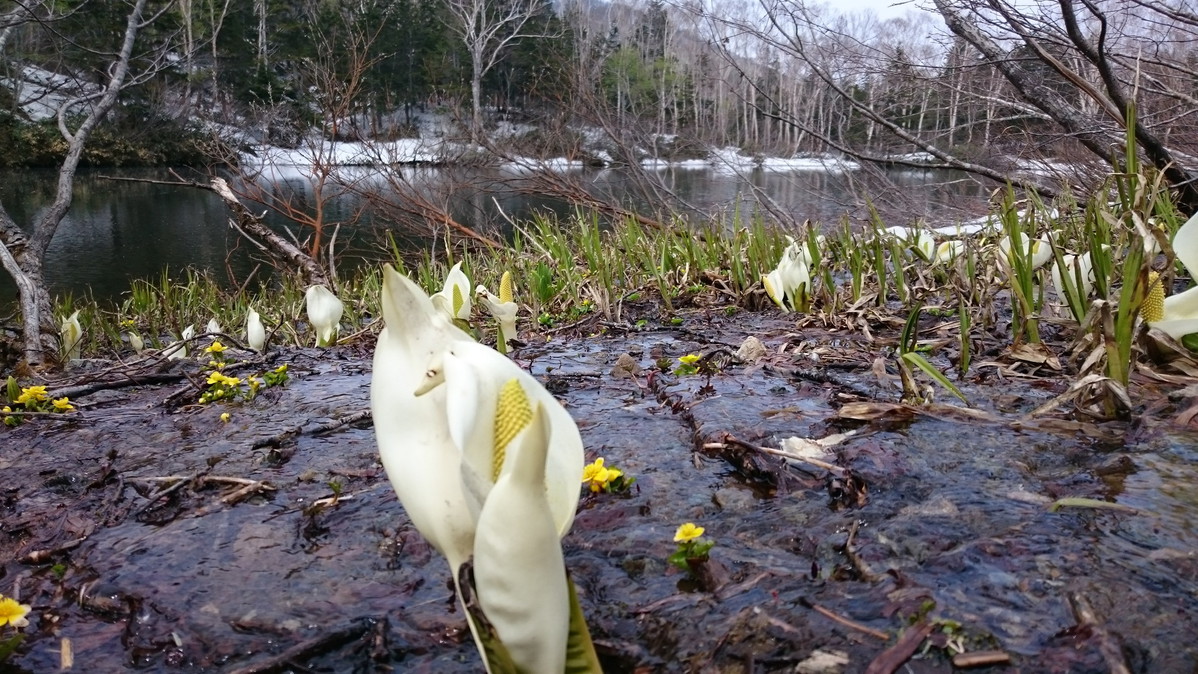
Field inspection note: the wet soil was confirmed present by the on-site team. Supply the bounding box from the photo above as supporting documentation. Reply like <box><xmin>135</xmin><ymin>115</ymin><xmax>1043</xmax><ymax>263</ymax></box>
<box><xmin>3</xmin><ymin>309</ymin><xmax>1198</xmax><ymax>673</ymax></box>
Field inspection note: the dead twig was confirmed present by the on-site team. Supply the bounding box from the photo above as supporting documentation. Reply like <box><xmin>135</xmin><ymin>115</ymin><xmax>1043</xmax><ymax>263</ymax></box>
<box><xmin>863</xmin><ymin>621</ymin><xmax>932</xmax><ymax>674</ymax></box>
<box><xmin>952</xmin><ymin>650</ymin><xmax>1012</xmax><ymax>668</ymax></box>
<box><xmin>706</xmin><ymin>436</ymin><xmax>847</xmax><ymax>477</ymax></box>
<box><xmin>798</xmin><ymin>597</ymin><xmax>890</xmax><ymax>641</ymax></box>
<box><xmin>1068</xmin><ymin>592</ymin><xmax>1132</xmax><ymax>674</ymax></box>
<box><xmin>251</xmin><ymin>409</ymin><xmax>372</xmax><ymax>450</ymax></box>
<box><xmin>225</xmin><ymin>618</ymin><xmax>375</xmax><ymax>674</ymax></box>
<box><xmin>844</xmin><ymin>520</ymin><xmax>883</xmax><ymax>583</ymax></box>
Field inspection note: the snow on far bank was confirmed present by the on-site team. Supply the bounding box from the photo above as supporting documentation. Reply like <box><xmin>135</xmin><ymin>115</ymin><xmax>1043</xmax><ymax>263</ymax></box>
<box><xmin>242</xmin><ymin>138</ymin><xmax>445</xmax><ymax>168</ymax></box>
<box><xmin>641</xmin><ymin>147</ymin><xmax>861</xmax><ymax>174</ymax></box>
<box><xmin>3</xmin><ymin>65</ymin><xmax>101</xmax><ymax>122</ymax></box>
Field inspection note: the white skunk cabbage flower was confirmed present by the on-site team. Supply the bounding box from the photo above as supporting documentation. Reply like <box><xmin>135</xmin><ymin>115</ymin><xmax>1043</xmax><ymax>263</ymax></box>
<box><xmin>1050</xmin><ymin>252</ymin><xmax>1095</xmax><ymax>309</ymax></box>
<box><xmin>763</xmin><ymin>236</ymin><xmax>811</xmax><ymax>313</ymax></box>
<box><xmin>60</xmin><ymin>310</ymin><xmax>82</xmax><ymax>361</ymax></box>
<box><xmin>476</xmin><ymin>272</ymin><xmax>519</xmax><ymax>354</ymax></box>
<box><xmin>128</xmin><ymin>332</ymin><xmax>145</xmax><ymax>354</ymax></box>
<box><xmin>306</xmin><ymin>285</ymin><xmax>344</xmax><ymax>347</ymax></box>
<box><xmin>371</xmin><ymin>266</ymin><xmax>477</xmax><ymax>571</ymax></box>
<box><xmin>166</xmin><ymin>325</ymin><xmax>194</xmax><ymax>361</ymax></box>
<box><xmin>246</xmin><ymin>307</ymin><xmax>266</xmax><ymax>353</ymax></box>
<box><xmin>999</xmin><ymin>232</ymin><xmax>1053</xmax><ymax>270</ymax></box>
<box><xmin>206</xmin><ymin>318</ymin><xmax>222</xmax><ymax>335</ymax></box>
<box><xmin>1145</xmin><ymin>211</ymin><xmax>1198</xmax><ymax>338</ymax></box>
<box><xmin>371</xmin><ymin>265</ymin><xmax>585</xmax><ymax>672</ymax></box>
<box><xmin>883</xmin><ymin>226</ymin><xmax>935</xmax><ymax>261</ymax></box>
<box><xmin>934</xmin><ymin>240</ymin><xmax>965</xmax><ymax>265</ymax></box>
<box><xmin>441</xmin><ymin>348</ymin><xmax>573</xmax><ymax>673</ymax></box>
<box><xmin>432</xmin><ymin>261</ymin><xmax>473</xmax><ymax>322</ymax></box>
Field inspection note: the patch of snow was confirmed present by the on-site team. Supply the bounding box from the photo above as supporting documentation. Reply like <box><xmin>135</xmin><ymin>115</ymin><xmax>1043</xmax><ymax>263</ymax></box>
<box><xmin>761</xmin><ymin>154</ymin><xmax>860</xmax><ymax>173</ymax></box>
<box><xmin>243</xmin><ymin>137</ymin><xmax>447</xmax><ymax>168</ymax></box>
<box><xmin>3</xmin><ymin>65</ymin><xmax>100</xmax><ymax>122</ymax></box>
<box><xmin>885</xmin><ymin>151</ymin><xmax>937</xmax><ymax>164</ymax></box>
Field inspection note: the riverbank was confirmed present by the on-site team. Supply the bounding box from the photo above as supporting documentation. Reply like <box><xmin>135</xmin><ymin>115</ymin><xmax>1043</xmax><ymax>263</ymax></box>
<box><xmin>1</xmin><ymin>302</ymin><xmax>1196</xmax><ymax>672</ymax></box>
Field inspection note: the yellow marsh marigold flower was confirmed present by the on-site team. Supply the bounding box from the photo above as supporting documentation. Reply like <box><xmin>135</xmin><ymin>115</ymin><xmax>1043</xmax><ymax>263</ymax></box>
<box><xmin>220</xmin><ymin>412</ymin><xmax>231</xmax><ymax>423</ymax></box>
<box><xmin>581</xmin><ymin>458</ymin><xmax>607</xmax><ymax>483</ymax></box>
<box><xmin>52</xmin><ymin>397</ymin><xmax>74</xmax><ymax>412</ymax></box>
<box><xmin>205</xmin><ymin>341</ymin><xmax>227</xmax><ymax>354</ymax></box>
<box><xmin>674</xmin><ymin>522</ymin><xmax>705</xmax><ymax>543</ymax></box>
<box><xmin>678</xmin><ymin>353</ymin><xmax>701</xmax><ymax>366</ymax></box>
<box><xmin>0</xmin><ymin>595</ymin><xmax>31</xmax><ymax>628</ymax></box>
<box><xmin>16</xmin><ymin>385</ymin><xmax>49</xmax><ymax>405</ymax></box>
<box><xmin>581</xmin><ymin>458</ymin><xmax>623</xmax><ymax>492</ymax></box>
<box><xmin>206</xmin><ymin>372</ymin><xmax>241</xmax><ymax>387</ymax></box>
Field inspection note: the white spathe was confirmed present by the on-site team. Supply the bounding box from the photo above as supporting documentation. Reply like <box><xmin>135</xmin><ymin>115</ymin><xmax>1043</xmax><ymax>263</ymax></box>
<box><xmin>763</xmin><ymin>236</ymin><xmax>811</xmax><ymax>313</ymax></box>
<box><xmin>206</xmin><ymin>318</ymin><xmax>222</xmax><ymax>335</ymax></box>
<box><xmin>246</xmin><ymin>307</ymin><xmax>266</xmax><ymax>352</ymax></box>
<box><xmin>128</xmin><ymin>332</ymin><xmax>144</xmax><ymax>354</ymax></box>
<box><xmin>372</xmin><ymin>266</ymin><xmax>477</xmax><ymax>571</ymax></box>
<box><xmin>1151</xmin><ymin>211</ymin><xmax>1198</xmax><ymax>338</ymax></box>
<box><xmin>471</xmin><ymin>398</ymin><xmax>569</xmax><ymax>673</ymax></box>
<box><xmin>166</xmin><ymin>325</ymin><xmax>194</xmax><ymax>361</ymax></box>
<box><xmin>441</xmin><ymin>350</ymin><xmax>573</xmax><ymax>673</ymax></box>
<box><xmin>60</xmin><ymin>310</ymin><xmax>82</xmax><ymax>361</ymax></box>
<box><xmin>431</xmin><ymin>261</ymin><xmax>473</xmax><ymax>321</ymax></box>
<box><xmin>999</xmin><ymin>232</ymin><xmax>1053</xmax><ymax>270</ymax></box>
<box><xmin>371</xmin><ymin>265</ymin><xmax>583</xmax><ymax>672</ymax></box>
<box><xmin>884</xmin><ymin>226</ymin><xmax>935</xmax><ymax>261</ymax></box>
<box><xmin>1050</xmin><ymin>251</ymin><xmax>1095</xmax><ymax>308</ymax></box>
<box><xmin>476</xmin><ymin>285</ymin><xmax>518</xmax><ymax>353</ymax></box>
<box><xmin>306</xmin><ymin>285</ymin><xmax>344</xmax><ymax>347</ymax></box>
<box><xmin>436</xmin><ymin>340</ymin><xmax>583</xmax><ymax>539</ymax></box>
<box><xmin>934</xmin><ymin>240</ymin><xmax>965</xmax><ymax>265</ymax></box>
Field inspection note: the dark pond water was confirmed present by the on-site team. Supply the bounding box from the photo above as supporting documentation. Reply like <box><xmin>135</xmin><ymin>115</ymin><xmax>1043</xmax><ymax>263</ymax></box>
<box><xmin>0</xmin><ymin>164</ymin><xmax>989</xmax><ymax>305</ymax></box>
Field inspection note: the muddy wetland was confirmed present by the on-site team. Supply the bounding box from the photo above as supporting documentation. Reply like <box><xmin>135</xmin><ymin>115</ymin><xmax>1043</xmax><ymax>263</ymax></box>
<box><xmin>3</xmin><ymin>294</ymin><xmax>1198</xmax><ymax>672</ymax></box>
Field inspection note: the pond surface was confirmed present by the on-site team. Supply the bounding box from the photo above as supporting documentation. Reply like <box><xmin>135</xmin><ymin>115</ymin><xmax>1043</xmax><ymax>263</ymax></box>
<box><xmin>0</xmin><ymin>164</ymin><xmax>989</xmax><ymax>305</ymax></box>
<box><xmin>1</xmin><ymin>307</ymin><xmax>1195</xmax><ymax>672</ymax></box>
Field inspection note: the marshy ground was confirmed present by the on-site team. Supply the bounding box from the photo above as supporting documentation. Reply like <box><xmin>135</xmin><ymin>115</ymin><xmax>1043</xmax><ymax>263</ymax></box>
<box><xmin>2</xmin><ymin>303</ymin><xmax>1197</xmax><ymax>673</ymax></box>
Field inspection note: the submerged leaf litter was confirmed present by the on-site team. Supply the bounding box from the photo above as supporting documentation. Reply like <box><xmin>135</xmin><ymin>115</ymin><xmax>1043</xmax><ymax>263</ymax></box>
<box><xmin>2</xmin><ymin>309</ymin><xmax>1197</xmax><ymax>672</ymax></box>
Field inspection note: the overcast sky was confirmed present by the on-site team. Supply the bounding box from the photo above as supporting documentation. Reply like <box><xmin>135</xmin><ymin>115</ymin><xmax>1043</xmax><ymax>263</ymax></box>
<box><xmin>829</xmin><ymin>0</ymin><xmax>930</xmax><ymax>20</ymax></box>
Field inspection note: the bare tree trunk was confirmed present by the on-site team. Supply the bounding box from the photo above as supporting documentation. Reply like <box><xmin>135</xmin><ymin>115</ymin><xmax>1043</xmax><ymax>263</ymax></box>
<box><xmin>0</xmin><ymin>0</ymin><xmax>151</xmax><ymax>369</ymax></box>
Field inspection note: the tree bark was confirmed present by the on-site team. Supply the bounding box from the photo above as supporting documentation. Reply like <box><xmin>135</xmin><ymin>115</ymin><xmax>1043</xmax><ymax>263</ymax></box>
<box><xmin>0</xmin><ymin>0</ymin><xmax>150</xmax><ymax>369</ymax></box>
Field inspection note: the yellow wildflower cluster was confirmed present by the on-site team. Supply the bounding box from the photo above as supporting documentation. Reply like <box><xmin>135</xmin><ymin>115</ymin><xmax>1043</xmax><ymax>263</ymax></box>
<box><xmin>581</xmin><ymin>458</ymin><xmax>624</xmax><ymax>493</ymax></box>
<box><xmin>206</xmin><ymin>372</ymin><xmax>241</xmax><ymax>387</ymax></box>
<box><xmin>15</xmin><ymin>386</ymin><xmax>48</xmax><ymax>406</ymax></box>
<box><xmin>4</xmin><ymin>379</ymin><xmax>75</xmax><ymax>426</ymax></box>
<box><xmin>198</xmin><ymin>362</ymin><xmax>290</xmax><ymax>406</ymax></box>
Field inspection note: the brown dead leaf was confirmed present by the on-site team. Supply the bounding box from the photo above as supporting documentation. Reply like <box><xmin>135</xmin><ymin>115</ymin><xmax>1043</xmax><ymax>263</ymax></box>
<box><xmin>836</xmin><ymin>401</ymin><xmax>916</xmax><ymax>421</ymax></box>
<box><xmin>1006</xmin><ymin>343</ymin><xmax>1062</xmax><ymax>371</ymax></box>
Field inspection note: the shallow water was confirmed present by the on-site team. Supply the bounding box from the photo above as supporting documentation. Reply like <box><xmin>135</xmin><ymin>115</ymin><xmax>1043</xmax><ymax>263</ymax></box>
<box><xmin>2</xmin><ymin>315</ymin><xmax>1196</xmax><ymax>672</ymax></box>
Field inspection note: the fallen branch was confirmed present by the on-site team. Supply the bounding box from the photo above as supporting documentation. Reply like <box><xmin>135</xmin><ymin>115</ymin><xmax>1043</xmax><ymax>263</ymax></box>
<box><xmin>251</xmin><ymin>409</ymin><xmax>372</xmax><ymax>450</ymax></box>
<box><xmin>863</xmin><ymin>621</ymin><xmax>932</xmax><ymax>674</ymax></box>
<box><xmin>705</xmin><ymin>436</ymin><xmax>847</xmax><ymax>477</ymax></box>
<box><xmin>844</xmin><ymin>520</ymin><xmax>883</xmax><ymax>583</ymax></box>
<box><xmin>799</xmin><ymin>597</ymin><xmax>890</xmax><ymax>641</ymax></box>
<box><xmin>226</xmin><ymin>619</ymin><xmax>375</xmax><ymax>674</ymax></box>
<box><xmin>1069</xmin><ymin>592</ymin><xmax>1131</xmax><ymax>674</ymax></box>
